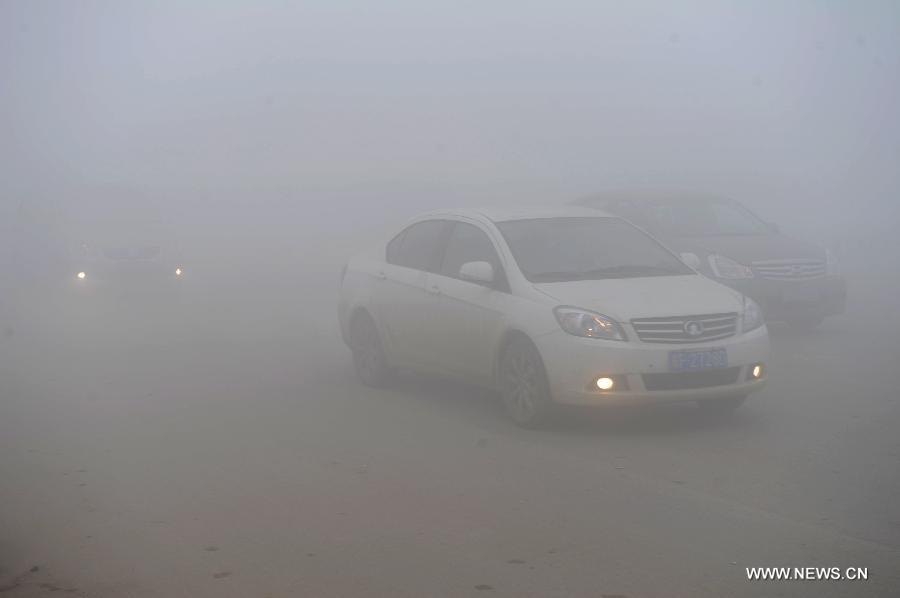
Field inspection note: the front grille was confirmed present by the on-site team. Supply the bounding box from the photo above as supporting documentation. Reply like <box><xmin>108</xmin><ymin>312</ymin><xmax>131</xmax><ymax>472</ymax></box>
<box><xmin>642</xmin><ymin>367</ymin><xmax>740</xmax><ymax>391</ymax></box>
<box><xmin>630</xmin><ymin>313</ymin><xmax>738</xmax><ymax>344</ymax></box>
<box><xmin>752</xmin><ymin>259</ymin><xmax>825</xmax><ymax>280</ymax></box>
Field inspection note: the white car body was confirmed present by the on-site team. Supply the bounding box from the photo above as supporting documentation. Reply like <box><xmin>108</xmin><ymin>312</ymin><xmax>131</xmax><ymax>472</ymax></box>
<box><xmin>338</xmin><ymin>207</ymin><xmax>768</xmax><ymax>423</ymax></box>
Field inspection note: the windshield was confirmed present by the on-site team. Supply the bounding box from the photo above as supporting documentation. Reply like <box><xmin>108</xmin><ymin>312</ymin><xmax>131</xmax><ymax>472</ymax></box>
<box><xmin>641</xmin><ymin>199</ymin><xmax>770</xmax><ymax>236</ymax></box>
<box><xmin>496</xmin><ymin>217</ymin><xmax>694</xmax><ymax>283</ymax></box>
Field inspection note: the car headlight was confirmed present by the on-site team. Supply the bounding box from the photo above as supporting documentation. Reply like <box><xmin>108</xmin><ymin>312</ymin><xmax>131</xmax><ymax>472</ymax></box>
<box><xmin>708</xmin><ymin>254</ymin><xmax>754</xmax><ymax>279</ymax></box>
<box><xmin>76</xmin><ymin>271</ymin><xmax>87</xmax><ymax>280</ymax></box>
<box><xmin>742</xmin><ymin>296</ymin><xmax>764</xmax><ymax>333</ymax></box>
<box><xmin>554</xmin><ymin>306</ymin><xmax>627</xmax><ymax>341</ymax></box>
<box><xmin>825</xmin><ymin>249</ymin><xmax>839</xmax><ymax>275</ymax></box>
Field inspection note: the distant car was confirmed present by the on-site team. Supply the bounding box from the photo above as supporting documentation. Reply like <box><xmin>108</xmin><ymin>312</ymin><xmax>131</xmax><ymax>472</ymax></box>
<box><xmin>66</xmin><ymin>213</ymin><xmax>186</xmax><ymax>292</ymax></box>
<box><xmin>574</xmin><ymin>193</ymin><xmax>847</xmax><ymax>329</ymax></box>
<box><xmin>338</xmin><ymin>207</ymin><xmax>769</xmax><ymax>426</ymax></box>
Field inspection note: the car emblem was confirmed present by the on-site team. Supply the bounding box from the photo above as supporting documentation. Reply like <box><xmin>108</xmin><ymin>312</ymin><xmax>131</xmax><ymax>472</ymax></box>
<box><xmin>684</xmin><ymin>320</ymin><xmax>704</xmax><ymax>337</ymax></box>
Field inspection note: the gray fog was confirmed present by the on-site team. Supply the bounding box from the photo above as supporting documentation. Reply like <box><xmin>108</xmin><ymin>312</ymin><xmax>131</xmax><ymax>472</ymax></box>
<box><xmin>1</xmin><ymin>2</ymin><xmax>899</xmax><ymax>597</ymax></box>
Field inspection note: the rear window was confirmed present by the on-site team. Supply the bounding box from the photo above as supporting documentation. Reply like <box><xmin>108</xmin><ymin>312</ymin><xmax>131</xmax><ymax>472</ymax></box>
<box><xmin>642</xmin><ymin>199</ymin><xmax>770</xmax><ymax>236</ymax></box>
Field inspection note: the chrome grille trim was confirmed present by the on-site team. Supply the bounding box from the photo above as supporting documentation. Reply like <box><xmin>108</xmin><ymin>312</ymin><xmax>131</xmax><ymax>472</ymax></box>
<box><xmin>631</xmin><ymin>312</ymin><xmax>739</xmax><ymax>344</ymax></box>
<box><xmin>752</xmin><ymin>258</ymin><xmax>825</xmax><ymax>280</ymax></box>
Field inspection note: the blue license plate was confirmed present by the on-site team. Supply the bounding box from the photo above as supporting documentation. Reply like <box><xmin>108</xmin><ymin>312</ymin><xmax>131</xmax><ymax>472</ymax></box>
<box><xmin>668</xmin><ymin>348</ymin><xmax>728</xmax><ymax>372</ymax></box>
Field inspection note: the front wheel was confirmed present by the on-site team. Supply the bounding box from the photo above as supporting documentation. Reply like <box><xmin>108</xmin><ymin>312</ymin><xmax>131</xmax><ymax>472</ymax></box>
<box><xmin>499</xmin><ymin>338</ymin><xmax>553</xmax><ymax>427</ymax></box>
<box><xmin>349</xmin><ymin>313</ymin><xmax>393</xmax><ymax>387</ymax></box>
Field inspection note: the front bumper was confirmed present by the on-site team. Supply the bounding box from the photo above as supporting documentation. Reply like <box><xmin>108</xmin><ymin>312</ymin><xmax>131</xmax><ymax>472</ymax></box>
<box><xmin>69</xmin><ymin>274</ymin><xmax>186</xmax><ymax>304</ymax></box>
<box><xmin>723</xmin><ymin>275</ymin><xmax>846</xmax><ymax>321</ymax></box>
<box><xmin>535</xmin><ymin>325</ymin><xmax>769</xmax><ymax>406</ymax></box>
<box><xmin>70</xmin><ymin>262</ymin><xmax>185</xmax><ymax>291</ymax></box>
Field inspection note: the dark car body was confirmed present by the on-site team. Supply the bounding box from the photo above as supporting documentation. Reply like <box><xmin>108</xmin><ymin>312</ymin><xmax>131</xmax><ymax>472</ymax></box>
<box><xmin>63</xmin><ymin>211</ymin><xmax>186</xmax><ymax>295</ymax></box>
<box><xmin>574</xmin><ymin>193</ymin><xmax>846</xmax><ymax>326</ymax></box>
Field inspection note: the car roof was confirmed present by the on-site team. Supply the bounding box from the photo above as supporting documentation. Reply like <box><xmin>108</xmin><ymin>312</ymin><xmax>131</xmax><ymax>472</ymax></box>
<box><xmin>421</xmin><ymin>205</ymin><xmax>616</xmax><ymax>223</ymax></box>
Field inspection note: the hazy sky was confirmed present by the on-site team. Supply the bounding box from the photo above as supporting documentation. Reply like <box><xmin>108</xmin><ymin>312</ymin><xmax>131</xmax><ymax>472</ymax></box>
<box><xmin>2</xmin><ymin>1</ymin><xmax>898</xmax><ymax>227</ymax></box>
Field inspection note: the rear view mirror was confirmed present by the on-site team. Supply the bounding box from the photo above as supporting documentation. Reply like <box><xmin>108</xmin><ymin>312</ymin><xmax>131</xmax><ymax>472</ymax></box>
<box><xmin>459</xmin><ymin>261</ymin><xmax>494</xmax><ymax>284</ymax></box>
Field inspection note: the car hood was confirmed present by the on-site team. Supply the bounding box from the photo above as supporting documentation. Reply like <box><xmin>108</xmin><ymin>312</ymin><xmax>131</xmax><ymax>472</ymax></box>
<box><xmin>534</xmin><ymin>275</ymin><xmax>744</xmax><ymax>322</ymax></box>
<box><xmin>658</xmin><ymin>233</ymin><xmax>825</xmax><ymax>263</ymax></box>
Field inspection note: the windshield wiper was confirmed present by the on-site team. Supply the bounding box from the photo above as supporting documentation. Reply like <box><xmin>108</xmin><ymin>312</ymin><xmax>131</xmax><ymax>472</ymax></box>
<box><xmin>530</xmin><ymin>264</ymin><xmax>686</xmax><ymax>282</ymax></box>
<box><xmin>529</xmin><ymin>270</ymin><xmax>587</xmax><ymax>282</ymax></box>
<box><xmin>594</xmin><ymin>264</ymin><xmax>685</xmax><ymax>276</ymax></box>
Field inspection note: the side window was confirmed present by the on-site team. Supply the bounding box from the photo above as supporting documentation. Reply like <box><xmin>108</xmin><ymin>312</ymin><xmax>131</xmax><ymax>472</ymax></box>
<box><xmin>386</xmin><ymin>230</ymin><xmax>405</xmax><ymax>265</ymax></box>
<box><xmin>440</xmin><ymin>222</ymin><xmax>508</xmax><ymax>290</ymax></box>
<box><xmin>387</xmin><ymin>220</ymin><xmax>448</xmax><ymax>272</ymax></box>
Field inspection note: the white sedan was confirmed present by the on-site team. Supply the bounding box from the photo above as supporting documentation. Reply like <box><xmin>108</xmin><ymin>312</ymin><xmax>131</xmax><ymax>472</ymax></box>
<box><xmin>338</xmin><ymin>207</ymin><xmax>769</xmax><ymax>426</ymax></box>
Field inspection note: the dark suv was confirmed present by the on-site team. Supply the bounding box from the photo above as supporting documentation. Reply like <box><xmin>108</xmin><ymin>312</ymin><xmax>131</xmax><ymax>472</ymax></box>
<box><xmin>574</xmin><ymin>193</ymin><xmax>846</xmax><ymax>329</ymax></box>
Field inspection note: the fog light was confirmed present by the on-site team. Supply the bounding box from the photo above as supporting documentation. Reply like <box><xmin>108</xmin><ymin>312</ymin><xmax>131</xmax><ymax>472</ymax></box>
<box><xmin>595</xmin><ymin>376</ymin><xmax>615</xmax><ymax>391</ymax></box>
<box><xmin>175</xmin><ymin>267</ymin><xmax>183</xmax><ymax>277</ymax></box>
<box><xmin>76</xmin><ymin>271</ymin><xmax>86</xmax><ymax>280</ymax></box>
<box><xmin>752</xmin><ymin>364</ymin><xmax>763</xmax><ymax>379</ymax></box>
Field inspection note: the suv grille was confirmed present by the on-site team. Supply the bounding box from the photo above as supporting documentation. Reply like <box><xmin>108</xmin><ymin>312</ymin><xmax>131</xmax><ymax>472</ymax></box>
<box><xmin>631</xmin><ymin>313</ymin><xmax>738</xmax><ymax>344</ymax></box>
<box><xmin>642</xmin><ymin>367</ymin><xmax>741</xmax><ymax>391</ymax></box>
<box><xmin>752</xmin><ymin>259</ymin><xmax>825</xmax><ymax>280</ymax></box>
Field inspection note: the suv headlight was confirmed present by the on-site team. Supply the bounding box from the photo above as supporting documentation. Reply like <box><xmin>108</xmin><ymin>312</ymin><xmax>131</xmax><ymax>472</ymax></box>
<box><xmin>742</xmin><ymin>296</ymin><xmax>764</xmax><ymax>333</ymax></box>
<box><xmin>708</xmin><ymin>254</ymin><xmax>754</xmax><ymax>279</ymax></box>
<box><xmin>825</xmin><ymin>249</ymin><xmax>839</xmax><ymax>275</ymax></box>
<box><xmin>554</xmin><ymin>306</ymin><xmax>626</xmax><ymax>341</ymax></box>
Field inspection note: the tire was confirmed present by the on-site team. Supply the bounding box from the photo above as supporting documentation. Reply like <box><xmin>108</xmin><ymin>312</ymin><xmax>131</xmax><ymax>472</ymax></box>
<box><xmin>499</xmin><ymin>337</ymin><xmax>553</xmax><ymax>427</ymax></box>
<box><xmin>697</xmin><ymin>394</ymin><xmax>747</xmax><ymax>414</ymax></box>
<box><xmin>349</xmin><ymin>313</ymin><xmax>393</xmax><ymax>387</ymax></box>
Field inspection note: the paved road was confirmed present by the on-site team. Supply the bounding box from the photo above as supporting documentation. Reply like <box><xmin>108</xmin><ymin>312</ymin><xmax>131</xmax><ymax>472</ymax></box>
<box><xmin>1</xmin><ymin>241</ymin><xmax>899</xmax><ymax>597</ymax></box>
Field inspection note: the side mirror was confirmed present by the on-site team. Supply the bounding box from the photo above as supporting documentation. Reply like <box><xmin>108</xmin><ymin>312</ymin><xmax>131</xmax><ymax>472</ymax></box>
<box><xmin>459</xmin><ymin>261</ymin><xmax>495</xmax><ymax>284</ymax></box>
<box><xmin>680</xmin><ymin>252</ymin><xmax>702</xmax><ymax>270</ymax></box>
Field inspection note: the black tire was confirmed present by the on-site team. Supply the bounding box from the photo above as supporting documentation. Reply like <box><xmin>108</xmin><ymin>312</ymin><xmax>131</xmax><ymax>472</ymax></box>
<box><xmin>697</xmin><ymin>394</ymin><xmax>748</xmax><ymax>414</ymax></box>
<box><xmin>499</xmin><ymin>337</ymin><xmax>553</xmax><ymax>427</ymax></box>
<box><xmin>349</xmin><ymin>313</ymin><xmax>393</xmax><ymax>387</ymax></box>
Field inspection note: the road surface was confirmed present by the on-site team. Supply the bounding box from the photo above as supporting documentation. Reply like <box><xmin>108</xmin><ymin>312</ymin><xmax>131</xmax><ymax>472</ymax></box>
<box><xmin>1</xmin><ymin>232</ymin><xmax>898</xmax><ymax>598</ymax></box>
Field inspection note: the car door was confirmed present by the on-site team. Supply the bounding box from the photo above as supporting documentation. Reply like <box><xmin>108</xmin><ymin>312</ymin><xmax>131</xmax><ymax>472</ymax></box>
<box><xmin>426</xmin><ymin>221</ymin><xmax>510</xmax><ymax>383</ymax></box>
<box><xmin>371</xmin><ymin>219</ymin><xmax>451</xmax><ymax>368</ymax></box>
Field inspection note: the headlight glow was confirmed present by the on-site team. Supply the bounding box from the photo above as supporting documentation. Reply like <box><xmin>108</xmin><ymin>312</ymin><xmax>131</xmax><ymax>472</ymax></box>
<box><xmin>708</xmin><ymin>254</ymin><xmax>754</xmax><ymax>279</ymax></box>
<box><xmin>742</xmin><ymin>296</ymin><xmax>765</xmax><ymax>333</ymax></box>
<box><xmin>76</xmin><ymin>271</ymin><xmax>86</xmax><ymax>280</ymax></box>
<box><xmin>175</xmin><ymin>267</ymin><xmax>183</xmax><ymax>276</ymax></box>
<box><xmin>595</xmin><ymin>376</ymin><xmax>615</xmax><ymax>390</ymax></box>
<box><xmin>554</xmin><ymin>307</ymin><xmax>626</xmax><ymax>341</ymax></box>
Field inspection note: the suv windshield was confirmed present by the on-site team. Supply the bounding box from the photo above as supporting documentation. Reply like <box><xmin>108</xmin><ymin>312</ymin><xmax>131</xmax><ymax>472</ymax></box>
<box><xmin>641</xmin><ymin>199</ymin><xmax>770</xmax><ymax>236</ymax></box>
<box><xmin>496</xmin><ymin>217</ymin><xmax>694</xmax><ymax>283</ymax></box>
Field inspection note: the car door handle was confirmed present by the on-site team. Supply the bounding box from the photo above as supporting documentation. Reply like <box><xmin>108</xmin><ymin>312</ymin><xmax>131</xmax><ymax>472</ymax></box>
<box><xmin>427</xmin><ymin>285</ymin><xmax>441</xmax><ymax>295</ymax></box>
<box><xmin>375</xmin><ymin>271</ymin><xmax>387</xmax><ymax>280</ymax></box>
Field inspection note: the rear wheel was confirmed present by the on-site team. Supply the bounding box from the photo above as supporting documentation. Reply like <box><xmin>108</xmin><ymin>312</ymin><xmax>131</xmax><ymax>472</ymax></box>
<box><xmin>697</xmin><ymin>394</ymin><xmax>747</xmax><ymax>414</ymax></box>
<box><xmin>499</xmin><ymin>338</ymin><xmax>553</xmax><ymax>427</ymax></box>
<box><xmin>349</xmin><ymin>313</ymin><xmax>393</xmax><ymax>387</ymax></box>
